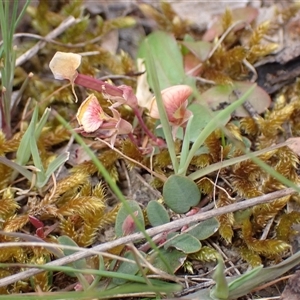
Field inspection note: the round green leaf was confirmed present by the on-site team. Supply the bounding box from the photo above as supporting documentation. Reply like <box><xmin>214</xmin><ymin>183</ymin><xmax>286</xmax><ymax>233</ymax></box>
<box><xmin>57</xmin><ymin>236</ymin><xmax>87</xmax><ymax>277</ymax></box>
<box><xmin>186</xmin><ymin>218</ymin><xmax>220</xmax><ymax>240</ymax></box>
<box><xmin>112</xmin><ymin>251</ymin><xmax>144</xmax><ymax>285</ymax></box>
<box><xmin>150</xmin><ymin>248</ymin><xmax>187</xmax><ymax>273</ymax></box>
<box><xmin>115</xmin><ymin>200</ymin><xmax>145</xmax><ymax>237</ymax></box>
<box><xmin>163</xmin><ymin>175</ymin><xmax>201</xmax><ymax>213</ymax></box>
<box><xmin>164</xmin><ymin>233</ymin><xmax>202</xmax><ymax>254</ymax></box>
<box><xmin>146</xmin><ymin>200</ymin><xmax>170</xmax><ymax>227</ymax></box>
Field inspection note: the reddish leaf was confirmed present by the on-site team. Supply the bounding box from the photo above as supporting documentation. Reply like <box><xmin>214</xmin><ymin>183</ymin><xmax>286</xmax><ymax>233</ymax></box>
<box><xmin>203</xmin><ymin>7</ymin><xmax>259</xmax><ymax>42</ymax></box>
<box><xmin>181</xmin><ymin>41</ymin><xmax>212</xmax><ymax>61</ymax></box>
<box><xmin>29</xmin><ymin>215</ymin><xmax>44</xmax><ymax>229</ymax></box>
<box><xmin>287</xmin><ymin>137</ymin><xmax>300</xmax><ymax>156</ymax></box>
<box><xmin>122</xmin><ymin>211</ymin><xmax>139</xmax><ymax>236</ymax></box>
<box><xmin>200</xmin><ymin>81</ymin><xmax>271</xmax><ymax>117</ymax></box>
<box><xmin>36</xmin><ymin>227</ymin><xmax>45</xmax><ymax>239</ymax></box>
<box><xmin>184</xmin><ymin>53</ymin><xmax>203</xmax><ymax>76</ymax></box>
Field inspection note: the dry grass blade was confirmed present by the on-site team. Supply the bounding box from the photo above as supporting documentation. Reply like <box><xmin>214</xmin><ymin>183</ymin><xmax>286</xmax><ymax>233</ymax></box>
<box><xmin>15</xmin><ymin>16</ymin><xmax>81</xmax><ymax>68</ymax></box>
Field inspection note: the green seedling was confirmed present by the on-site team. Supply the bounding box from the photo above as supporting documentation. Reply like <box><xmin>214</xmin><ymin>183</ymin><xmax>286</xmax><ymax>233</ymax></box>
<box><xmin>0</xmin><ymin>106</ymin><xmax>69</xmax><ymax>188</ymax></box>
<box><xmin>0</xmin><ymin>0</ymin><xmax>30</xmax><ymax>137</ymax></box>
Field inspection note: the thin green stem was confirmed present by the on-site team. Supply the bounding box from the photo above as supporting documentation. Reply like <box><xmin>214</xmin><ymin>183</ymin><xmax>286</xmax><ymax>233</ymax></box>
<box><xmin>0</xmin><ymin>263</ymin><xmax>148</xmax><ymax>284</ymax></box>
<box><xmin>179</xmin><ymin>116</ymin><xmax>193</xmax><ymax>170</ymax></box>
<box><xmin>179</xmin><ymin>85</ymin><xmax>256</xmax><ymax>176</ymax></box>
<box><xmin>0</xmin><ymin>0</ymin><xmax>30</xmax><ymax>137</ymax></box>
<box><xmin>144</xmin><ymin>40</ymin><xmax>179</xmax><ymax>173</ymax></box>
<box><xmin>54</xmin><ymin>111</ymin><xmax>172</xmax><ymax>273</ymax></box>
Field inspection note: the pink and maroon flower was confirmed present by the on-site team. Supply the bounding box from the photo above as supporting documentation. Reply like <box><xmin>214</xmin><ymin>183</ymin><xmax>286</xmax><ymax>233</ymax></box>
<box><xmin>76</xmin><ymin>94</ymin><xmax>133</xmax><ymax>147</ymax></box>
<box><xmin>148</xmin><ymin>85</ymin><xmax>193</xmax><ymax>138</ymax></box>
<box><xmin>49</xmin><ymin>51</ymin><xmax>138</xmax><ymax>109</ymax></box>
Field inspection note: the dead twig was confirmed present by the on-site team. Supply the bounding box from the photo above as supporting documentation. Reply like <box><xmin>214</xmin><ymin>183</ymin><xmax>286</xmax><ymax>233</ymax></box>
<box><xmin>15</xmin><ymin>16</ymin><xmax>80</xmax><ymax>68</ymax></box>
<box><xmin>0</xmin><ymin>186</ymin><xmax>297</xmax><ymax>287</ymax></box>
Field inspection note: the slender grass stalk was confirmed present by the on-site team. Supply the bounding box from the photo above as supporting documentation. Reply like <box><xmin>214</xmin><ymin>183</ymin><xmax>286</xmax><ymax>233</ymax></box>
<box><xmin>178</xmin><ymin>85</ymin><xmax>256</xmax><ymax>175</ymax></box>
<box><xmin>54</xmin><ymin>111</ymin><xmax>172</xmax><ymax>273</ymax></box>
<box><xmin>0</xmin><ymin>0</ymin><xmax>30</xmax><ymax>137</ymax></box>
<box><xmin>144</xmin><ymin>40</ymin><xmax>179</xmax><ymax>172</ymax></box>
<box><xmin>0</xmin><ymin>262</ymin><xmax>149</xmax><ymax>284</ymax></box>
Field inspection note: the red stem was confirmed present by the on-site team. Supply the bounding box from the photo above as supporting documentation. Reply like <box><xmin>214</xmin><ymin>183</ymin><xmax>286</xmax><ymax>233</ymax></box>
<box><xmin>74</xmin><ymin>73</ymin><xmax>164</xmax><ymax>146</ymax></box>
<box><xmin>133</xmin><ymin>107</ymin><xmax>164</xmax><ymax>145</ymax></box>
<box><xmin>74</xmin><ymin>73</ymin><xmax>123</xmax><ymax>97</ymax></box>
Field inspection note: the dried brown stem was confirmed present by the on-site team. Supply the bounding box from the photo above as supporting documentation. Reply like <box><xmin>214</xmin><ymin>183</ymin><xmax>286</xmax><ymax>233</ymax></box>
<box><xmin>0</xmin><ymin>186</ymin><xmax>297</xmax><ymax>287</ymax></box>
<box><xmin>15</xmin><ymin>16</ymin><xmax>80</xmax><ymax>68</ymax></box>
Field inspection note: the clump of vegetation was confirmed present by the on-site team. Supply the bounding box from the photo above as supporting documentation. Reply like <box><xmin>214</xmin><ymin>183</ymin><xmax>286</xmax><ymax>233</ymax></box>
<box><xmin>0</xmin><ymin>1</ymin><xmax>300</xmax><ymax>299</ymax></box>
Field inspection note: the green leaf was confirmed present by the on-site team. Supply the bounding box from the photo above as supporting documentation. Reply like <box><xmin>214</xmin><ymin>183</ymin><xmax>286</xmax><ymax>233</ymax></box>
<box><xmin>0</xmin><ymin>282</ymin><xmax>182</xmax><ymax>299</ymax></box>
<box><xmin>201</xmin><ymin>81</ymin><xmax>271</xmax><ymax>117</ymax></box>
<box><xmin>164</xmin><ymin>233</ymin><xmax>202</xmax><ymax>254</ymax></box>
<box><xmin>163</xmin><ymin>175</ymin><xmax>200</xmax><ymax>213</ymax></box>
<box><xmin>13</xmin><ymin>106</ymin><xmax>52</xmax><ymax>184</ymax></box>
<box><xmin>181</xmin><ymin>40</ymin><xmax>212</xmax><ymax>61</ymax></box>
<box><xmin>185</xmin><ymin>249</ymin><xmax>300</xmax><ymax>299</ymax></box>
<box><xmin>137</xmin><ymin>30</ymin><xmax>193</xmax><ymax>90</ymax></box>
<box><xmin>210</xmin><ymin>254</ymin><xmax>229</xmax><ymax>300</ymax></box>
<box><xmin>228</xmin><ymin>265</ymin><xmax>263</xmax><ymax>292</ymax></box>
<box><xmin>57</xmin><ymin>236</ymin><xmax>87</xmax><ymax>277</ymax></box>
<box><xmin>35</xmin><ymin>107</ymin><xmax>51</xmax><ymax>138</ymax></box>
<box><xmin>38</xmin><ymin>152</ymin><xmax>69</xmax><ymax>188</ymax></box>
<box><xmin>30</xmin><ymin>134</ymin><xmax>45</xmax><ymax>176</ymax></box>
<box><xmin>115</xmin><ymin>200</ymin><xmax>145</xmax><ymax>237</ymax></box>
<box><xmin>186</xmin><ymin>218</ymin><xmax>220</xmax><ymax>240</ymax></box>
<box><xmin>45</xmin><ymin>153</ymin><xmax>69</xmax><ymax>179</ymax></box>
<box><xmin>15</xmin><ymin>105</ymin><xmax>39</xmax><ymax>167</ymax></box>
<box><xmin>112</xmin><ymin>251</ymin><xmax>144</xmax><ymax>285</ymax></box>
<box><xmin>180</xmin><ymin>84</ymin><xmax>256</xmax><ymax>176</ymax></box>
<box><xmin>16</xmin><ymin>107</ymin><xmax>50</xmax><ymax>168</ymax></box>
<box><xmin>179</xmin><ymin>115</ymin><xmax>193</xmax><ymax>167</ymax></box>
<box><xmin>187</xmin><ymin>103</ymin><xmax>229</xmax><ymax>143</ymax></box>
<box><xmin>150</xmin><ymin>248</ymin><xmax>187</xmax><ymax>273</ymax></box>
<box><xmin>228</xmin><ymin>251</ymin><xmax>300</xmax><ymax>299</ymax></box>
<box><xmin>0</xmin><ymin>261</ymin><xmax>147</xmax><ymax>283</ymax></box>
<box><xmin>146</xmin><ymin>200</ymin><xmax>170</xmax><ymax>226</ymax></box>
<box><xmin>0</xmin><ymin>156</ymin><xmax>33</xmax><ymax>181</ymax></box>
<box><xmin>141</xmin><ymin>38</ymin><xmax>179</xmax><ymax>173</ymax></box>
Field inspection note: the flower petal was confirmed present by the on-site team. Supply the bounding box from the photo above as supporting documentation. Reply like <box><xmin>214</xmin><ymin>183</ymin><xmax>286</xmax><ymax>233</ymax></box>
<box><xmin>119</xmin><ymin>85</ymin><xmax>138</xmax><ymax>109</ymax></box>
<box><xmin>76</xmin><ymin>94</ymin><xmax>105</xmax><ymax>133</ymax></box>
<box><xmin>49</xmin><ymin>51</ymin><xmax>81</xmax><ymax>81</ymax></box>
<box><xmin>117</xmin><ymin>118</ymin><xmax>133</xmax><ymax>135</ymax></box>
<box><xmin>93</xmin><ymin>107</ymin><xmax>133</xmax><ymax>148</ymax></box>
<box><xmin>135</xmin><ymin>59</ymin><xmax>153</xmax><ymax>109</ymax></box>
<box><xmin>149</xmin><ymin>85</ymin><xmax>193</xmax><ymax>124</ymax></box>
<box><xmin>49</xmin><ymin>51</ymin><xmax>82</xmax><ymax>102</ymax></box>
<box><xmin>109</xmin><ymin>107</ymin><xmax>133</xmax><ymax>135</ymax></box>
<box><xmin>161</xmin><ymin>85</ymin><xmax>192</xmax><ymax>118</ymax></box>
